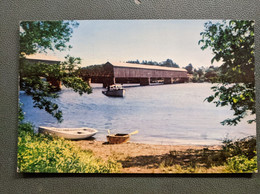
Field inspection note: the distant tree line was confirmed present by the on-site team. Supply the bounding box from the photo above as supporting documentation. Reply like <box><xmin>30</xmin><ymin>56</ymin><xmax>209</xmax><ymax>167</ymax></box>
<box><xmin>126</xmin><ymin>59</ymin><xmax>180</xmax><ymax>68</ymax></box>
<box><xmin>183</xmin><ymin>63</ymin><xmax>219</xmax><ymax>83</ymax></box>
<box><xmin>81</xmin><ymin>63</ymin><xmax>113</xmax><ymax>77</ymax></box>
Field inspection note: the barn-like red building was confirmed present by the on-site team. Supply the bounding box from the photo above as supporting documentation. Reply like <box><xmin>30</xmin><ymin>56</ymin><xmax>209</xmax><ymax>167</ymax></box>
<box><xmin>80</xmin><ymin>62</ymin><xmax>188</xmax><ymax>87</ymax></box>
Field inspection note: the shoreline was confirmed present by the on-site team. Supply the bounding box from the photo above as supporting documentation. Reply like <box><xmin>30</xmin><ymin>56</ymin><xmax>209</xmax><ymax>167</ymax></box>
<box><xmin>120</xmin><ymin>140</ymin><xmax>223</xmax><ymax>147</ymax></box>
<box><xmin>75</xmin><ymin>140</ymin><xmax>222</xmax><ymax>173</ymax></box>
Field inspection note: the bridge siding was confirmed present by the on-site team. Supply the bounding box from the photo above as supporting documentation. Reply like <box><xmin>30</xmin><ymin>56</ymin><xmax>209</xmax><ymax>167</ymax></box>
<box><xmin>80</xmin><ymin>62</ymin><xmax>188</xmax><ymax>87</ymax></box>
<box><xmin>113</xmin><ymin>67</ymin><xmax>187</xmax><ymax>78</ymax></box>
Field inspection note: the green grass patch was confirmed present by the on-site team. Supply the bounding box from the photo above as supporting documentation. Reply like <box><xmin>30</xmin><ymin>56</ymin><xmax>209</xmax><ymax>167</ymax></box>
<box><xmin>161</xmin><ymin>136</ymin><xmax>257</xmax><ymax>173</ymax></box>
<box><xmin>17</xmin><ymin>123</ymin><xmax>121</xmax><ymax>173</ymax></box>
<box><xmin>160</xmin><ymin>164</ymin><xmax>227</xmax><ymax>173</ymax></box>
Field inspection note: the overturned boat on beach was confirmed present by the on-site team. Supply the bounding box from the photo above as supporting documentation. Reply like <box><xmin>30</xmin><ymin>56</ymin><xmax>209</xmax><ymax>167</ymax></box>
<box><xmin>38</xmin><ymin>126</ymin><xmax>98</xmax><ymax>140</ymax></box>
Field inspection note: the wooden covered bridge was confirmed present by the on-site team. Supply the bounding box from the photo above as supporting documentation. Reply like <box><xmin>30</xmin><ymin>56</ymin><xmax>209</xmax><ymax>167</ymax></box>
<box><xmin>80</xmin><ymin>62</ymin><xmax>188</xmax><ymax>88</ymax></box>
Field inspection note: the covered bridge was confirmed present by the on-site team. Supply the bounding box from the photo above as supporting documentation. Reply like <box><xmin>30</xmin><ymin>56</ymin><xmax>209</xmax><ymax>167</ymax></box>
<box><xmin>80</xmin><ymin>62</ymin><xmax>188</xmax><ymax>87</ymax></box>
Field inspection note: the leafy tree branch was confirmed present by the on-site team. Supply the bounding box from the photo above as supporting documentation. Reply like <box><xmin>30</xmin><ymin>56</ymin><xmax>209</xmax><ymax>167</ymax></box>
<box><xmin>200</xmin><ymin>20</ymin><xmax>255</xmax><ymax>125</ymax></box>
<box><xmin>20</xmin><ymin>21</ymin><xmax>78</xmax><ymax>56</ymax></box>
<box><xmin>20</xmin><ymin>56</ymin><xmax>92</xmax><ymax>122</ymax></box>
<box><xmin>19</xmin><ymin>21</ymin><xmax>91</xmax><ymax>122</ymax></box>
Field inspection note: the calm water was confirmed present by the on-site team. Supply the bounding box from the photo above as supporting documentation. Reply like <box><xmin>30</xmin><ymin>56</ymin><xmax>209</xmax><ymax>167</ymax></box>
<box><xmin>20</xmin><ymin>83</ymin><xmax>256</xmax><ymax>145</ymax></box>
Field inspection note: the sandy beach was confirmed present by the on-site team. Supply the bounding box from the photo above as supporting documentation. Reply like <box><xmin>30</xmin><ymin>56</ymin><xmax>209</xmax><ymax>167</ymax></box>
<box><xmin>76</xmin><ymin>140</ymin><xmax>222</xmax><ymax>173</ymax></box>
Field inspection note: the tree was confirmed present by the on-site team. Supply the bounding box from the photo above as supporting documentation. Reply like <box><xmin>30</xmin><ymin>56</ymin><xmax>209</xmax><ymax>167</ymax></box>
<box><xmin>185</xmin><ymin>63</ymin><xmax>193</xmax><ymax>74</ymax></box>
<box><xmin>162</xmin><ymin>59</ymin><xmax>179</xmax><ymax>68</ymax></box>
<box><xmin>20</xmin><ymin>21</ymin><xmax>91</xmax><ymax>122</ymax></box>
<box><xmin>20</xmin><ymin>21</ymin><xmax>79</xmax><ymax>56</ymax></box>
<box><xmin>197</xmin><ymin>68</ymin><xmax>204</xmax><ymax>78</ymax></box>
<box><xmin>146</xmin><ymin>60</ymin><xmax>158</xmax><ymax>65</ymax></box>
<box><xmin>126</xmin><ymin>60</ymin><xmax>140</xmax><ymax>64</ymax></box>
<box><xmin>204</xmin><ymin>66</ymin><xmax>219</xmax><ymax>82</ymax></box>
<box><xmin>199</xmin><ymin>20</ymin><xmax>255</xmax><ymax>125</ymax></box>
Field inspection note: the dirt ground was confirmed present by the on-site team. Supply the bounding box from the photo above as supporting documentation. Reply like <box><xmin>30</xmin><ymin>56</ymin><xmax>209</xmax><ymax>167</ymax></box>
<box><xmin>75</xmin><ymin>140</ymin><xmax>221</xmax><ymax>173</ymax></box>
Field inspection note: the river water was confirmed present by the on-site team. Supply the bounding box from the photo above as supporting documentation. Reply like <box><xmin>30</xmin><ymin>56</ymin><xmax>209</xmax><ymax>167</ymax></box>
<box><xmin>20</xmin><ymin>83</ymin><xmax>256</xmax><ymax>145</ymax></box>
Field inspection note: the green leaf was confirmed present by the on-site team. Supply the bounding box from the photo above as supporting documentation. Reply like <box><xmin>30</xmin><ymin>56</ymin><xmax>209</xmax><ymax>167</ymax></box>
<box><xmin>207</xmin><ymin>96</ymin><xmax>214</xmax><ymax>102</ymax></box>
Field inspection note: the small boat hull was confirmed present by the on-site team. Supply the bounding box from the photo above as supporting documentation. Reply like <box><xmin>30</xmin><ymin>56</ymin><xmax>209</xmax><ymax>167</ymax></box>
<box><xmin>39</xmin><ymin>126</ymin><xmax>98</xmax><ymax>140</ymax></box>
<box><xmin>102</xmin><ymin>89</ymin><xmax>125</xmax><ymax>97</ymax></box>
<box><xmin>107</xmin><ymin>134</ymin><xmax>130</xmax><ymax>144</ymax></box>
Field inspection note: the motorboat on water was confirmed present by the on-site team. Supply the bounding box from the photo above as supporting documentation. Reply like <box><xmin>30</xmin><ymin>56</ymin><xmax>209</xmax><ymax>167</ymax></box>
<box><xmin>102</xmin><ymin>84</ymin><xmax>125</xmax><ymax>97</ymax></box>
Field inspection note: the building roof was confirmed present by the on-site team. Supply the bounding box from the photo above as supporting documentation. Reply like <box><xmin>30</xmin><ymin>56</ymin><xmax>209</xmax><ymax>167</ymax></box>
<box><xmin>25</xmin><ymin>58</ymin><xmax>61</xmax><ymax>64</ymax></box>
<box><xmin>107</xmin><ymin>62</ymin><xmax>187</xmax><ymax>72</ymax></box>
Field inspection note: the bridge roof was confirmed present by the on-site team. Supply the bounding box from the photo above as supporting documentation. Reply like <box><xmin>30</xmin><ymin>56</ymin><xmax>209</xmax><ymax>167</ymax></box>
<box><xmin>25</xmin><ymin>58</ymin><xmax>61</xmax><ymax>64</ymax></box>
<box><xmin>108</xmin><ymin>62</ymin><xmax>187</xmax><ymax>72</ymax></box>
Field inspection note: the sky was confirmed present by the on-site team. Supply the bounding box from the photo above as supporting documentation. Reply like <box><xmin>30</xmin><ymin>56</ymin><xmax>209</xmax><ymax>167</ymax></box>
<box><xmin>27</xmin><ymin>20</ymin><xmax>223</xmax><ymax>68</ymax></box>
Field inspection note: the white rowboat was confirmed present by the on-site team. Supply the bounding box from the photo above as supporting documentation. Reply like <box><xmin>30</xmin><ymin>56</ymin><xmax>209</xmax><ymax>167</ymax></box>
<box><xmin>38</xmin><ymin>126</ymin><xmax>98</xmax><ymax>140</ymax></box>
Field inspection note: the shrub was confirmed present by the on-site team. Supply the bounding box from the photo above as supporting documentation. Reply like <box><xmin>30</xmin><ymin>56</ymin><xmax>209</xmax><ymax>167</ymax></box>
<box><xmin>225</xmin><ymin>154</ymin><xmax>257</xmax><ymax>173</ymax></box>
<box><xmin>17</xmin><ymin>123</ymin><xmax>121</xmax><ymax>173</ymax></box>
<box><xmin>18</xmin><ymin>102</ymin><xmax>25</xmax><ymax>122</ymax></box>
<box><xmin>18</xmin><ymin>122</ymin><xmax>34</xmax><ymax>134</ymax></box>
<box><xmin>222</xmin><ymin>136</ymin><xmax>256</xmax><ymax>159</ymax></box>
<box><xmin>165</xmin><ymin>136</ymin><xmax>257</xmax><ymax>173</ymax></box>
<box><xmin>222</xmin><ymin>136</ymin><xmax>257</xmax><ymax>173</ymax></box>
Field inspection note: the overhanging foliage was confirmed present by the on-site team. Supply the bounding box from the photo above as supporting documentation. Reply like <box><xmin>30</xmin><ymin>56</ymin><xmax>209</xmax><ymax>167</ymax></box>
<box><xmin>199</xmin><ymin>20</ymin><xmax>255</xmax><ymax>125</ymax></box>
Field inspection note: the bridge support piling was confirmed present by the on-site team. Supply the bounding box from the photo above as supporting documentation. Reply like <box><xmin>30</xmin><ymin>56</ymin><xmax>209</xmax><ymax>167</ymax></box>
<box><xmin>164</xmin><ymin>78</ymin><xmax>173</xmax><ymax>84</ymax></box>
<box><xmin>47</xmin><ymin>78</ymin><xmax>61</xmax><ymax>91</ymax></box>
<box><xmin>103</xmin><ymin>77</ymin><xmax>116</xmax><ymax>88</ymax></box>
<box><xmin>140</xmin><ymin>78</ymin><xmax>150</xmax><ymax>86</ymax></box>
<box><xmin>86</xmin><ymin>78</ymin><xmax>91</xmax><ymax>86</ymax></box>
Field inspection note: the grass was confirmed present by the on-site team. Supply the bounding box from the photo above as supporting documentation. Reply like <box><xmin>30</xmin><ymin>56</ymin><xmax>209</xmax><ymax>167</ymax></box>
<box><xmin>17</xmin><ymin>122</ymin><xmax>122</xmax><ymax>173</ymax></box>
<box><xmin>159</xmin><ymin>136</ymin><xmax>257</xmax><ymax>173</ymax></box>
<box><xmin>160</xmin><ymin>164</ymin><xmax>227</xmax><ymax>173</ymax></box>
<box><xmin>17</xmin><ymin>121</ymin><xmax>257</xmax><ymax>173</ymax></box>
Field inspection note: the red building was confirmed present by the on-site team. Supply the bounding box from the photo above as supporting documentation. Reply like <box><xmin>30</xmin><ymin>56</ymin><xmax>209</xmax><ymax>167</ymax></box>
<box><xmin>81</xmin><ymin>62</ymin><xmax>188</xmax><ymax>87</ymax></box>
